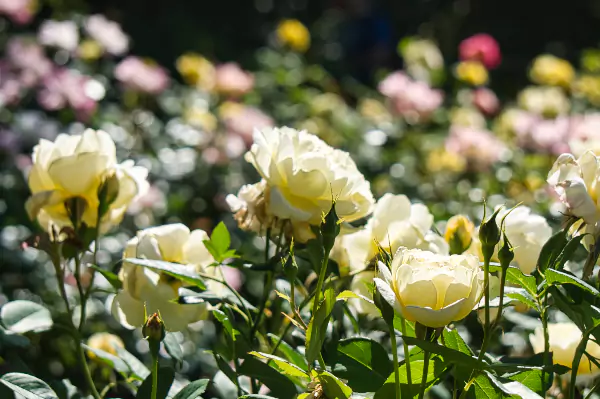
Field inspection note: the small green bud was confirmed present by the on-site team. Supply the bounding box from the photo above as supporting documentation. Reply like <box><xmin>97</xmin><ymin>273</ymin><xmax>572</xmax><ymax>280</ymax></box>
<box><xmin>142</xmin><ymin>312</ymin><xmax>166</xmax><ymax>343</ymax></box>
<box><xmin>479</xmin><ymin>206</ymin><xmax>503</xmax><ymax>261</ymax></box>
<box><xmin>97</xmin><ymin>173</ymin><xmax>120</xmax><ymax>218</ymax></box>
<box><xmin>498</xmin><ymin>234</ymin><xmax>514</xmax><ymax>270</ymax></box>
<box><xmin>321</xmin><ymin>202</ymin><xmax>340</xmax><ymax>255</ymax></box>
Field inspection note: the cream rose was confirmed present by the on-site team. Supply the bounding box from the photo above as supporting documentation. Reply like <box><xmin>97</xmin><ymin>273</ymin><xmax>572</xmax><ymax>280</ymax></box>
<box><xmin>111</xmin><ymin>223</ymin><xmax>220</xmax><ymax>331</ymax></box>
<box><xmin>331</xmin><ymin>194</ymin><xmax>447</xmax><ymax>316</ymax></box>
<box><xmin>244</xmin><ymin>127</ymin><xmax>374</xmax><ymax>238</ymax></box>
<box><xmin>548</xmin><ymin>151</ymin><xmax>600</xmax><ymax>229</ymax></box>
<box><xmin>530</xmin><ymin>322</ymin><xmax>600</xmax><ymax>383</ymax></box>
<box><xmin>26</xmin><ymin>129</ymin><xmax>149</xmax><ymax>233</ymax></box>
<box><xmin>375</xmin><ymin>248</ymin><xmax>489</xmax><ymax>328</ymax></box>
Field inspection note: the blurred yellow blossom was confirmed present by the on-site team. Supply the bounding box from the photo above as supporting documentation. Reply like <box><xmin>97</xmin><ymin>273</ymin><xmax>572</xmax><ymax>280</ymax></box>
<box><xmin>358</xmin><ymin>98</ymin><xmax>392</xmax><ymax>124</ymax></box>
<box><xmin>276</xmin><ymin>19</ymin><xmax>310</xmax><ymax>52</ymax></box>
<box><xmin>87</xmin><ymin>333</ymin><xmax>124</xmax><ymax>360</ymax></box>
<box><xmin>581</xmin><ymin>49</ymin><xmax>600</xmax><ymax>73</ymax></box>
<box><xmin>184</xmin><ymin>107</ymin><xmax>217</xmax><ymax>132</ymax></box>
<box><xmin>456</xmin><ymin>61</ymin><xmax>488</xmax><ymax>86</ymax></box>
<box><xmin>573</xmin><ymin>75</ymin><xmax>600</xmax><ymax>106</ymax></box>
<box><xmin>529</xmin><ymin>54</ymin><xmax>574</xmax><ymax>87</ymax></box>
<box><xmin>450</xmin><ymin>107</ymin><xmax>486</xmax><ymax>128</ymax></box>
<box><xmin>176</xmin><ymin>53</ymin><xmax>216</xmax><ymax>90</ymax></box>
<box><xmin>426</xmin><ymin>148</ymin><xmax>467</xmax><ymax>174</ymax></box>
<box><xmin>310</xmin><ymin>93</ymin><xmax>346</xmax><ymax>116</ymax></box>
<box><xmin>444</xmin><ymin>215</ymin><xmax>475</xmax><ymax>254</ymax></box>
<box><xmin>78</xmin><ymin>39</ymin><xmax>102</xmax><ymax>61</ymax></box>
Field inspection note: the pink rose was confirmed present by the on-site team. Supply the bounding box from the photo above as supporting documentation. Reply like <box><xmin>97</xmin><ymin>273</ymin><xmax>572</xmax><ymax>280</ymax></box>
<box><xmin>473</xmin><ymin>88</ymin><xmax>500</xmax><ymax>115</ymax></box>
<box><xmin>0</xmin><ymin>0</ymin><xmax>35</xmax><ymax>24</ymax></box>
<box><xmin>446</xmin><ymin>126</ymin><xmax>507</xmax><ymax>170</ymax></box>
<box><xmin>115</xmin><ymin>56</ymin><xmax>169</xmax><ymax>94</ymax></box>
<box><xmin>459</xmin><ymin>34</ymin><xmax>501</xmax><ymax>69</ymax></box>
<box><xmin>214</xmin><ymin>63</ymin><xmax>254</xmax><ymax>96</ymax></box>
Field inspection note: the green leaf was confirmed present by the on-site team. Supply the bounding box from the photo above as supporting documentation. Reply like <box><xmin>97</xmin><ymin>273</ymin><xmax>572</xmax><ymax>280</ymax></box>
<box><xmin>476</xmin><ymin>371</ymin><xmax>543</xmax><ymax>399</ymax></box>
<box><xmin>268</xmin><ymin>334</ymin><xmax>309</xmax><ymax>372</ymax></box>
<box><xmin>442</xmin><ymin>328</ymin><xmax>473</xmax><ymax>356</ymax></box>
<box><xmin>0</xmin><ymin>373</ymin><xmax>58</xmax><ymax>399</ymax></box>
<box><xmin>545</xmin><ymin>269</ymin><xmax>599</xmax><ymax>295</ymax></box>
<box><xmin>238</xmin><ymin>356</ymin><xmax>297</xmax><ymax>398</ymax></box>
<box><xmin>375</xmin><ymin>356</ymin><xmax>445</xmax><ymax>399</ymax></box>
<box><xmin>505</xmin><ymin>291</ymin><xmax>538</xmax><ymax>311</ymax></box>
<box><xmin>123</xmin><ymin>258</ymin><xmax>206</xmax><ymax>290</ymax></box>
<box><xmin>392</xmin><ymin>317</ymin><xmax>416</xmax><ymax>338</ymax></box>
<box><xmin>239</xmin><ymin>395</ymin><xmax>278</xmax><ymax>399</ymax></box>
<box><xmin>552</xmin><ymin>235</ymin><xmax>586</xmax><ymax>271</ymax></box>
<box><xmin>403</xmin><ymin>336</ymin><xmax>487</xmax><ymax>371</ymax></box>
<box><xmin>163</xmin><ymin>332</ymin><xmax>184</xmax><ymax>366</ymax></box>
<box><xmin>536</xmin><ymin>229</ymin><xmax>568</xmax><ymax>274</ymax></box>
<box><xmin>211</xmin><ymin>352</ymin><xmax>237</xmax><ymax>385</ymax></box>
<box><xmin>136</xmin><ymin>366</ymin><xmax>175</xmax><ymax>399</ymax></box>
<box><xmin>0</xmin><ymin>301</ymin><xmax>53</xmax><ymax>334</ymax></box>
<box><xmin>83</xmin><ymin>344</ymin><xmax>131</xmax><ymax>377</ymax></box>
<box><xmin>212</xmin><ymin>309</ymin><xmax>237</xmax><ymax>342</ymax></box>
<box><xmin>508</xmin><ymin>369</ymin><xmax>544</xmax><ymax>395</ymax></box>
<box><xmin>305</xmin><ymin>287</ymin><xmax>336</xmax><ymax>365</ymax></box>
<box><xmin>317</xmin><ymin>370</ymin><xmax>353</xmax><ymax>399</ymax></box>
<box><xmin>89</xmin><ymin>264</ymin><xmax>122</xmax><ymax>290</ymax></box>
<box><xmin>333</xmin><ymin>337</ymin><xmax>392</xmax><ymax>392</ymax></box>
<box><xmin>172</xmin><ymin>379</ymin><xmax>209</xmax><ymax>399</ymax></box>
<box><xmin>114</xmin><ymin>346</ymin><xmax>151</xmax><ymax>381</ymax></box>
<box><xmin>250</xmin><ymin>351</ymin><xmax>310</xmax><ymax>380</ymax></box>
<box><xmin>203</xmin><ymin>222</ymin><xmax>236</xmax><ymax>262</ymax></box>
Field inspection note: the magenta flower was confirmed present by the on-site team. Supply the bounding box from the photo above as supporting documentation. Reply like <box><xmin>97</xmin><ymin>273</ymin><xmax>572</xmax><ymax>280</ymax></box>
<box><xmin>378</xmin><ymin>71</ymin><xmax>443</xmax><ymax>123</ymax></box>
<box><xmin>37</xmin><ymin>68</ymin><xmax>102</xmax><ymax>120</ymax></box>
<box><xmin>446</xmin><ymin>126</ymin><xmax>507</xmax><ymax>170</ymax></box>
<box><xmin>459</xmin><ymin>34</ymin><xmax>501</xmax><ymax>69</ymax></box>
<box><xmin>115</xmin><ymin>56</ymin><xmax>169</xmax><ymax>94</ymax></box>
<box><xmin>0</xmin><ymin>0</ymin><xmax>35</xmax><ymax>25</ymax></box>
<box><xmin>214</xmin><ymin>63</ymin><xmax>254</xmax><ymax>97</ymax></box>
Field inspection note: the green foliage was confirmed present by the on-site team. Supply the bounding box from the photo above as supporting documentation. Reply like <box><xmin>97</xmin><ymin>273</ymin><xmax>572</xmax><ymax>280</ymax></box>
<box><xmin>0</xmin><ymin>373</ymin><xmax>58</xmax><ymax>399</ymax></box>
<box><xmin>0</xmin><ymin>301</ymin><xmax>53</xmax><ymax>334</ymax></box>
<box><xmin>305</xmin><ymin>287</ymin><xmax>336</xmax><ymax>365</ymax></box>
<box><xmin>203</xmin><ymin>222</ymin><xmax>239</xmax><ymax>263</ymax></box>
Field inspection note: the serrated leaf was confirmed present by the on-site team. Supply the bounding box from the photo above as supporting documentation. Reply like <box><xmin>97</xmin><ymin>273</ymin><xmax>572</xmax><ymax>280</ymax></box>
<box><xmin>336</xmin><ymin>291</ymin><xmax>360</xmax><ymax>301</ymax></box>
<box><xmin>305</xmin><ymin>287</ymin><xmax>336</xmax><ymax>365</ymax></box>
<box><xmin>172</xmin><ymin>379</ymin><xmax>209</xmax><ymax>399</ymax></box>
<box><xmin>89</xmin><ymin>264</ymin><xmax>122</xmax><ymax>290</ymax></box>
<box><xmin>0</xmin><ymin>373</ymin><xmax>58</xmax><ymax>399</ymax></box>
<box><xmin>250</xmin><ymin>351</ymin><xmax>309</xmax><ymax>379</ymax></box>
<box><xmin>124</xmin><ymin>258</ymin><xmax>206</xmax><ymax>290</ymax></box>
<box><xmin>0</xmin><ymin>301</ymin><xmax>53</xmax><ymax>334</ymax></box>
<box><xmin>545</xmin><ymin>269</ymin><xmax>599</xmax><ymax>295</ymax></box>
<box><xmin>164</xmin><ymin>332</ymin><xmax>184</xmax><ymax>366</ymax></box>
<box><xmin>317</xmin><ymin>370</ymin><xmax>352</xmax><ymax>399</ymax></box>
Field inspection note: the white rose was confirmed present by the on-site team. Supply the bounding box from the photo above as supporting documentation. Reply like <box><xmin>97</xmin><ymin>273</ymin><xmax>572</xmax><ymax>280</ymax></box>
<box><xmin>530</xmin><ymin>322</ymin><xmax>600</xmax><ymax>384</ymax></box>
<box><xmin>111</xmin><ymin>223</ymin><xmax>221</xmax><ymax>331</ymax></box>
<box><xmin>518</xmin><ymin>86</ymin><xmax>570</xmax><ymax>117</ymax></box>
<box><xmin>244</xmin><ymin>127</ymin><xmax>374</xmax><ymax>238</ymax></box>
<box><xmin>26</xmin><ymin>129</ymin><xmax>148</xmax><ymax>233</ymax></box>
<box><xmin>547</xmin><ymin>151</ymin><xmax>600</xmax><ymax>227</ymax></box>
<box><xmin>498</xmin><ymin>206</ymin><xmax>552</xmax><ymax>274</ymax></box>
<box><xmin>375</xmin><ymin>248</ymin><xmax>490</xmax><ymax>328</ymax></box>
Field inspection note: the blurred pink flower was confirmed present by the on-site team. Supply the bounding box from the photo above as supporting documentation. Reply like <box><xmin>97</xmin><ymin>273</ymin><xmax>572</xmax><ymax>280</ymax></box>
<box><xmin>446</xmin><ymin>126</ymin><xmax>507</xmax><ymax>169</ymax></box>
<box><xmin>84</xmin><ymin>14</ymin><xmax>129</xmax><ymax>56</ymax></box>
<box><xmin>127</xmin><ymin>185</ymin><xmax>166</xmax><ymax>215</ymax></box>
<box><xmin>221</xmin><ymin>266</ymin><xmax>243</xmax><ymax>292</ymax></box>
<box><xmin>221</xmin><ymin>104</ymin><xmax>274</xmax><ymax>145</ymax></box>
<box><xmin>0</xmin><ymin>0</ymin><xmax>35</xmax><ymax>24</ymax></box>
<box><xmin>378</xmin><ymin>71</ymin><xmax>443</xmax><ymax>123</ymax></box>
<box><xmin>38</xmin><ymin>20</ymin><xmax>79</xmax><ymax>51</ymax></box>
<box><xmin>569</xmin><ymin>113</ymin><xmax>600</xmax><ymax>156</ymax></box>
<box><xmin>0</xmin><ymin>62</ymin><xmax>22</xmax><ymax>106</ymax></box>
<box><xmin>459</xmin><ymin>34</ymin><xmax>501</xmax><ymax>69</ymax></box>
<box><xmin>115</xmin><ymin>56</ymin><xmax>169</xmax><ymax>94</ymax></box>
<box><xmin>523</xmin><ymin>117</ymin><xmax>570</xmax><ymax>154</ymax></box>
<box><xmin>214</xmin><ymin>63</ymin><xmax>254</xmax><ymax>96</ymax></box>
<box><xmin>473</xmin><ymin>88</ymin><xmax>499</xmax><ymax>115</ymax></box>
<box><xmin>6</xmin><ymin>38</ymin><xmax>52</xmax><ymax>87</ymax></box>
<box><xmin>37</xmin><ymin>68</ymin><xmax>101</xmax><ymax>120</ymax></box>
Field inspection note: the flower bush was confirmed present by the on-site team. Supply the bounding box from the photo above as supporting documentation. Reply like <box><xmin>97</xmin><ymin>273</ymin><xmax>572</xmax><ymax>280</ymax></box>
<box><xmin>3</xmin><ymin>4</ymin><xmax>600</xmax><ymax>399</ymax></box>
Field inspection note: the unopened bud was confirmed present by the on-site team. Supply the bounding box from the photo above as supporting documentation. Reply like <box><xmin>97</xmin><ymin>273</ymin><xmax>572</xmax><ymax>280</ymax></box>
<box><xmin>321</xmin><ymin>203</ymin><xmax>340</xmax><ymax>255</ymax></box>
<box><xmin>479</xmin><ymin>207</ymin><xmax>503</xmax><ymax>261</ymax></box>
<box><xmin>97</xmin><ymin>173</ymin><xmax>120</xmax><ymax>218</ymax></box>
<box><xmin>142</xmin><ymin>312</ymin><xmax>166</xmax><ymax>343</ymax></box>
<box><xmin>498</xmin><ymin>234</ymin><xmax>514</xmax><ymax>270</ymax></box>
<box><xmin>445</xmin><ymin>215</ymin><xmax>474</xmax><ymax>255</ymax></box>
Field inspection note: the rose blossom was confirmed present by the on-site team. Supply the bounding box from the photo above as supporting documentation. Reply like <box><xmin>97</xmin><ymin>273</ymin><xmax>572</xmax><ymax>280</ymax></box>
<box><xmin>0</xmin><ymin>0</ymin><xmax>36</xmax><ymax>24</ymax></box>
<box><xmin>569</xmin><ymin>113</ymin><xmax>600</xmax><ymax>157</ymax></box>
<box><xmin>38</xmin><ymin>20</ymin><xmax>79</xmax><ymax>51</ymax></box>
<box><xmin>84</xmin><ymin>15</ymin><xmax>129</xmax><ymax>56</ymax></box>
<box><xmin>6</xmin><ymin>38</ymin><xmax>52</xmax><ymax>87</ymax></box>
<box><xmin>445</xmin><ymin>126</ymin><xmax>508</xmax><ymax>169</ymax></box>
<box><xmin>214</xmin><ymin>62</ymin><xmax>254</xmax><ymax>96</ymax></box>
<box><xmin>115</xmin><ymin>56</ymin><xmax>169</xmax><ymax>94</ymax></box>
<box><xmin>459</xmin><ymin>33</ymin><xmax>501</xmax><ymax>69</ymax></box>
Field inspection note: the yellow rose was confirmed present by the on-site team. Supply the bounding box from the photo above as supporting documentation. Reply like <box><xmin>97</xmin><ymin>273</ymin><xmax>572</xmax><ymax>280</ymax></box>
<box><xmin>276</xmin><ymin>19</ymin><xmax>310</xmax><ymax>52</ymax></box>
<box><xmin>530</xmin><ymin>54</ymin><xmax>574</xmax><ymax>87</ymax></box>
<box><xmin>78</xmin><ymin>39</ymin><xmax>103</xmax><ymax>61</ymax></box>
<box><xmin>573</xmin><ymin>75</ymin><xmax>600</xmax><ymax>106</ymax></box>
<box><xmin>111</xmin><ymin>223</ymin><xmax>221</xmax><ymax>331</ymax></box>
<box><xmin>242</xmin><ymin>127</ymin><xmax>375</xmax><ymax>241</ymax></box>
<box><xmin>26</xmin><ymin>129</ymin><xmax>149</xmax><ymax>233</ymax></box>
<box><xmin>176</xmin><ymin>53</ymin><xmax>216</xmax><ymax>90</ymax></box>
<box><xmin>86</xmin><ymin>332</ymin><xmax>124</xmax><ymax>359</ymax></box>
<box><xmin>530</xmin><ymin>323</ymin><xmax>600</xmax><ymax>383</ymax></box>
<box><xmin>445</xmin><ymin>215</ymin><xmax>475</xmax><ymax>254</ymax></box>
<box><xmin>456</xmin><ymin>61</ymin><xmax>488</xmax><ymax>86</ymax></box>
<box><xmin>374</xmin><ymin>248</ymin><xmax>493</xmax><ymax>328</ymax></box>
